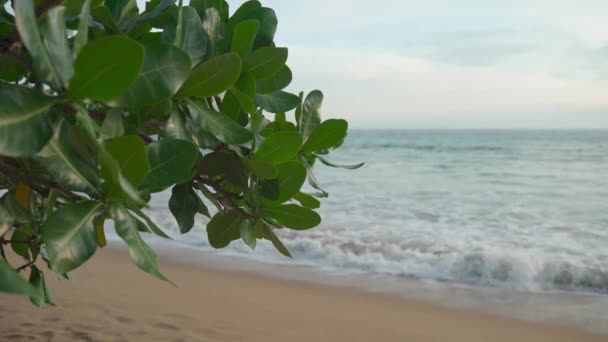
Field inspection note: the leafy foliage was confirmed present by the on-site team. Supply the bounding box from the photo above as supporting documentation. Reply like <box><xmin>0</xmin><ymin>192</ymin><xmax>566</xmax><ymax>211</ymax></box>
<box><xmin>0</xmin><ymin>0</ymin><xmax>362</xmax><ymax>306</ymax></box>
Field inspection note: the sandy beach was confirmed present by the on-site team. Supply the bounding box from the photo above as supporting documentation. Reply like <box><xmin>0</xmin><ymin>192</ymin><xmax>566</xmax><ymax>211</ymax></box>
<box><xmin>0</xmin><ymin>247</ymin><xmax>603</xmax><ymax>342</ymax></box>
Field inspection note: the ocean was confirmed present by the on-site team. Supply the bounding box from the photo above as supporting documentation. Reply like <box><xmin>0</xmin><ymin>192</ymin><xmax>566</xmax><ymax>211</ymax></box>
<box><xmin>117</xmin><ymin>129</ymin><xmax>608</xmax><ymax>331</ymax></box>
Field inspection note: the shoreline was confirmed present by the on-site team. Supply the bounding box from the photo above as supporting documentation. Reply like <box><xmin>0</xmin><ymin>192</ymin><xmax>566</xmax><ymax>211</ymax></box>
<box><xmin>1</xmin><ymin>246</ymin><xmax>605</xmax><ymax>341</ymax></box>
<box><xmin>148</xmin><ymin>236</ymin><xmax>608</xmax><ymax>335</ymax></box>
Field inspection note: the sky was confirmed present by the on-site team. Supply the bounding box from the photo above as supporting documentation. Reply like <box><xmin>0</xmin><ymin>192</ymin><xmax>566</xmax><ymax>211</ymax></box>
<box><xmin>223</xmin><ymin>0</ymin><xmax>608</xmax><ymax>128</ymax></box>
<box><xmin>151</xmin><ymin>1</ymin><xmax>608</xmax><ymax>128</ymax></box>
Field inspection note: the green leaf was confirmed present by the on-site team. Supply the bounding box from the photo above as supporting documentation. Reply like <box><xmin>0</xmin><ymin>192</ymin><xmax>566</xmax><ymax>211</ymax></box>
<box><xmin>95</xmin><ymin>216</ymin><xmax>107</xmax><ymax>247</ymax></box>
<box><xmin>176</xmin><ymin>52</ymin><xmax>242</xmax><ymax>98</ymax></box>
<box><xmin>240</xmin><ymin>219</ymin><xmax>256</xmax><ymax>249</ymax></box>
<box><xmin>110</xmin><ymin>43</ymin><xmax>191</xmax><ymax>108</ymax></box>
<box><xmin>0</xmin><ymin>4</ymin><xmax>15</xmax><ymax>36</ymax></box>
<box><xmin>229</xmin><ymin>86</ymin><xmax>256</xmax><ymax>115</ymax></box>
<box><xmin>244</xmin><ymin>47</ymin><xmax>287</xmax><ymax>80</ymax></box>
<box><xmin>262</xmin><ymin>223</ymin><xmax>291</xmax><ymax>257</ymax></box>
<box><xmin>253</xmin><ymin>131</ymin><xmax>302</xmax><ymax>164</ymax></box>
<box><xmin>263</xmin><ymin>161</ymin><xmax>306</xmax><ymax>205</ymax></box>
<box><xmin>294</xmin><ymin>91</ymin><xmax>303</xmax><ymax>126</ymax></box>
<box><xmin>229</xmin><ymin>72</ymin><xmax>257</xmax><ymax>115</ymax></box>
<box><xmin>139</xmin><ymin>139</ymin><xmax>199</xmax><ymax>193</ymax></box>
<box><xmin>11</xmin><ymin>225</ymin><xmax>32</xmax><ymax>259</ymax></box>
<box><xmin>102</xmin><ymin>135</ymin><xmax>150</xmax><ymax>192</ymax></box>
<box><xmin>302</xmin><ymin>157</ymin><xmax>328</xmax><ymax>197</ymax></box>
<box><xmin>0</xmin><ymin>85</ymin><xmax>57</xmax><ymax>157</ymax></box>
<box><xmin>162</xmin><ymin>6</ymin><xmax>208</xmax><ymax>64</ymax></box>
<box><xmin>260</xmin><ymin>204</ymin><xmax>321</xmax><ymax>230</ymax></box>
<box><xmin>247</xmin><ymin>7</ymin><xmax>277</xmax><ymax>48</ymax></box>
<box><xmin>69</xmin><ymin>36</ymin><xmax>144</xmax><ymax>101</ymax></box>
<box><xmin>299</xmin><ymin>90</ymin><xmax>323</xmax><ymax>139</ymax></box>
<box><xmin>14</xmin><ymin>0</ymin><xmax>63</xmax><ymax>89</ymax></box>
<box><xmin>256</xmin><ymin>65</ymin><xmax>292</xmax><ymax>94</ymax></box>
<box><xmin>316</xmin><ymin>155</ymin><xmax>365</xmax><ymax>170</ymax></box>
<box><xmin>73</xmin><ymin>0</ymin><xmax>92</xmax><ymax>59</ymax></box>
<box><xmin>235</xmin><ymin>71</ymin><xmax>256</xmax><ymax>96</ymax></box>
<box><xmin>243</xmin><ymin>159</ymin><xmax>277</xmax><ymax>180</ymax></box>
<box><xmin>231</xmin><ymin>19</ymin><xmax>259</xmax><ymax>58</ymax></box>
<box><xmin>275</xmin><ymin>112</ymin><xmax>286</xmax><ymax>125</ymax></box>
<box><xmin>162</xmin><ymin>109</ymin><xmax>191</xmax><ymax>141</ymax></box>
<box><xmin>220</xmin><ymin>88</ymin><xmax>244</xmax><ymax>122</ymax></box>
<box><xmin>41</xmin><ymin>270</ymin><xmax>55</xmax><ymax>305</ymax></box>
<box><xmin>227</xmin><ymin>1</ymin><xmax>261</xmax><ymax>27</ymax></box>
<box><xmin>128</xmin><ymin>206</ymin><xmax>171</xmax><ymax>239</ymax></box>
<box><xmin>169</xmin><ymin>182</ymin><xmax>200</xmax><ymax>234</ymax></box>
<box><xmin>207</xmin><ymin>211</ymin><xmax>244</xmax><ymax>248</ymax></box>
<box><xmin>0</xmin><ymin>54</ymin><xmax>25</xmax><ymax>82</ymax></box>
<box><xmin>221</xmin><ymin>0</ymin><xmax>261</xmax><ymax>50</ymax></box>
<box><xmin>28</xmin><ymin>266</ymin><xmax>49</xmax><ymax>307</ymax></box>
<box><xmin>260</xmin><ymin>178</ymin><xmax>279</xmax><ymax>200</ymax></box>
<box><xmin>105</xmin><ymin>0</ymin><xmax>137</xmax><ymax>23</ymax></box>
<box><xmin>0</xmin><ymin>191</ymin><xmax>30</xmax><ymax>224</ymax></box>
<box><xmin>40</xmin><ymin>6</ymin><xmax>73</xmax><ymax>88</ymax></box>
<box><xmin>111</xmin><ymin>205</ymin><xmax>168</xmax><ymax>281</ymax></box>
<box><xmin>200</xmin><ymin>151</ymin><xmax>247</xmax><ymax>188</ymax></box>
<box><xmin>35</xmin><ymin>121</ymin><xmax>100</xmax><ymax>193</ymax></box>
<box><xmin>188</xmin><ymin>120</ymin><xmax>221</xmax><ymax>149</ymax></box>
<box><xmin>0</xmin><ymin>258</ymin><xmax>38</xmax><ymax>298</ymax></box>
<box><xmin>98</xmin><ymin>143</ymin><xmax>146</xmax><ymax>205</ymax></box>
<box><xmin>91</xmin><ymin>6</ymin><xmax>120</xmax><ymax>32</ymax></box>
<box><xmin>301</xmin><ymin>119</ymin><xmax>348</xmax><ymax>153</ymax></box>
<box><xmin>293</xmin><ymin>192</ymin><xmax>321</xmax><ymax>209</ymax></box>
<box><xmin>63</xmin><ymin>0</ymin><xmax>102</xmax><ymax>16</ymax></box>
<box><xmin>42</xmin><ymin>201</ymin><xmax>104</xmax><ymax>274</ymax></box>
<box><xmin>186</xmin><ymin>99</ymin><xmax>253</xmax><ymax>145</ymax></box>
<box><xmin>100</xmin><ymin>110</ymin><xmax>124</xmax><ymax>138</ymax></box>
<box><xmin>74</xmin><ymin>104</ymin><xmax>101</xmax><ymax>138</ymax></box>
<box><xmin>129</xmin><ymin>0</ymin><xmax>176</xmax><ymax>30</ymax></box>
<box><xmin>254</xmin><ymin>91</ymin><xmax>299</xmax><ymax>113</ymax></box>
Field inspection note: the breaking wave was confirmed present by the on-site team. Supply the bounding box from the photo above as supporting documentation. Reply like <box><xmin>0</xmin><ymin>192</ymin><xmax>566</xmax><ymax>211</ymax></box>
<box><xmin>134</xmin><ymin>209</ymin><xmax>608</xmax><ymax>296</ymax></box>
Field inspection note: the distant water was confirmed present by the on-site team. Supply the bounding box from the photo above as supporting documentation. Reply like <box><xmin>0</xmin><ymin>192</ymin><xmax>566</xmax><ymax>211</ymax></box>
<box><xmin>140</xmin><ymin>130</ymin><xmax>608</xmax><ymax>296</ymax></box>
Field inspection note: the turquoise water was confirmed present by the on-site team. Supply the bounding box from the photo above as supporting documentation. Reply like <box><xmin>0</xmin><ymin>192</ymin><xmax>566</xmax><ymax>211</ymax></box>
<box><xmin>144</xmin><ymin>129</ymin><xmax>608</xmax><ymax>295</ymax></box>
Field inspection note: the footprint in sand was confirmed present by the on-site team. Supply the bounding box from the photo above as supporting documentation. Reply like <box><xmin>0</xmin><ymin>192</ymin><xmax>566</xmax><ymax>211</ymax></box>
<box><xmin>153</xmin><ymin>322</ymin><xmax>179</xmax><ymax>331</ymax></box>
<box><xmin>4</xmin><ymin>334</ymin><xmax>37</xmax><ymax>341</ymax></box>
<box><xmin>43</xmin><ymin>316</ymin><xmax>61</xmax><ymax>323</ymax></box>
<box><xmin>115</xmin><ymin>315</ymin><xmax>135</xmax><ymax>324</ymax></box>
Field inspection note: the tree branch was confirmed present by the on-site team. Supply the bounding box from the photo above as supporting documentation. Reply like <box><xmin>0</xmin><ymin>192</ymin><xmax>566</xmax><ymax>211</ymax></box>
<box><xmin>0</xmin><ymin>159</ymin><xmax>82</xmax><ymax>202</ymax></box>
<box><xmin>196</xmin><ymin>175</ymin><xmax>253</xmax><ymax>219</ymax></box>
<box><xmin>16</xmin><ymin>261</ymin><xmax>35</xmax><ymax>272</ymax></box>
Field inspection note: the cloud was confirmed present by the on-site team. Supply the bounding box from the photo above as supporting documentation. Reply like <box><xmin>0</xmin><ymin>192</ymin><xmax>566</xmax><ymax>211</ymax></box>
<box><xmin>146</xmin><ymin>0</ymin><xmax>608</xmax><ymax>128</ymax></box>
<box><xmin>286</xmin><ymin>46</ymin><xmax>608</xmax><ymax>128</ymax></box>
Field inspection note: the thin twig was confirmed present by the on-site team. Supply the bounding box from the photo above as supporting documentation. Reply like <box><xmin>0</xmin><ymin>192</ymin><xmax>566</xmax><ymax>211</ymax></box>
<box><xmin>0</xmin><ymin>159</ymin><xmax>82</xmax><ymax>202</ymax></box>
<box><xmin>196</xmin><ymin>176</ymin><xmax>253</xmax><ymax>219</ymax></box>
<box><xmin>16</xmin><ymin>261</ymin><xmax>35</xmax><ymax>272</ymax></box>
<box><xmin>138</xmin><ymin>131</ymin><xmax>154</xmax><ymax>144</ymax></box>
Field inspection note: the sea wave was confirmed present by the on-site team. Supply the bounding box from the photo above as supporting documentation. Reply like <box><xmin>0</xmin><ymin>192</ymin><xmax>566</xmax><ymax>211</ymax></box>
<box><xmin>134</xmin><ymin>209</ymin><xmax>608</xmax><ymax>296</ymax></box>
<box><xmin>276</xmin><ymin>231</ymin><xmax>608</xmax><ymax>294</ymax></box>
<box><xmin>353</xmin><ymin>142</ymin><xmax>507</xmax><ymax>153</ymax></box>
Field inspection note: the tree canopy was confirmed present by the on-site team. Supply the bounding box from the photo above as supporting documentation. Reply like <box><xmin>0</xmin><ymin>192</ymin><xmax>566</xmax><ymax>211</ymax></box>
<box><xmin>0</xmin><ymin>0</ymin><xmax>362</xmax><ymax>306</ymax></box>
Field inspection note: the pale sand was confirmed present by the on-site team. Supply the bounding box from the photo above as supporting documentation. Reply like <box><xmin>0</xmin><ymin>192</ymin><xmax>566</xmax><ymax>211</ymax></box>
<box><xmin>0</xmin><ymin>248</ymin><xmax>604</xmax><ymax>342</ymax></box>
